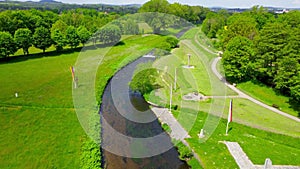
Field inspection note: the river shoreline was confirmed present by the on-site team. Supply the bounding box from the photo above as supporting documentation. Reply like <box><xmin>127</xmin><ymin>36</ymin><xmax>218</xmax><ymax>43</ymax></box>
<box><xmin>100</xmin><ymin>55</ymin><xmax>190</xmax><ymax>169</ymax></box>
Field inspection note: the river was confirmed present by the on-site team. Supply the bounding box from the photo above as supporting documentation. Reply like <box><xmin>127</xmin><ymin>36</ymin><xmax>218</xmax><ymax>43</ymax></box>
<box><xmin>100</xmin><ymin>56</ymin><xmax>189</xmax><ymax>169</ymax></box>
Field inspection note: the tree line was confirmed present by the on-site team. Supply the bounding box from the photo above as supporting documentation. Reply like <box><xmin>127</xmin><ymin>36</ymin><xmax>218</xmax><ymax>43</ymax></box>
<box><xmin>0</xmin><ymin>0</ymin><xmax>139</xmax><ymax>15</ymax></box>
<box><xmin>139</xmin><ymin>0</ymin><xmax>210</xmax><ymax>24</ymax></box>
<box><xmin>0</xmin><ymin>0</ymin><xmax>212</xmax><ymax>59</ymax></box>
<box><xmin>0</xmin><ymin>8</ymin><xmax>145</xmax><ymax>58</ymax></box>
<box><xmin>202</xmin><ymin>6</ymin><xmax>300</xmax><ymax>103</ymax></box>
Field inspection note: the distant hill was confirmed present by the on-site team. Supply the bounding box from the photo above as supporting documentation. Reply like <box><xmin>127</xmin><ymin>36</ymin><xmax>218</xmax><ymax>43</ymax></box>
<box><xmin>39</xmin><ymin>0</ymin><xmax>62</xmax><ymax>3</ymax></box>
<box><xmin>0</xmin><ymin>0</ymin><xmax>140</xmax><ymax>14</ymax></box>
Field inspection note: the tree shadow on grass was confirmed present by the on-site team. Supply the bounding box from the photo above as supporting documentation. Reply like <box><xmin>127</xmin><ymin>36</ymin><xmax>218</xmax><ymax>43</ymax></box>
<box><xmin>0</xmin><ymin>41</ymin><xmax>126</xmax><ymax>65</ymax></box>
<box><xmin>0</xmin><ymin>47</ymin><xmax>83</xmax><ymax>64</ymax></box>
<box><xmin>250</xmin><ymin>80</ymin><xmax>300</xmax><ymax>118</ymax></box>
<box><xmin>288</xmin><ymin>99</ymin><xmax>300</xmax><ymax>118</ymax></box>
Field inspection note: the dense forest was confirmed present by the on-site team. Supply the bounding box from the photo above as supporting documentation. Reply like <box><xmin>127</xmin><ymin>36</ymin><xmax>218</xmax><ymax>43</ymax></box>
<box><xmin>202</xmin><ymin>6</ymin><xmax>300</xmax><ymax>103</ymax></box>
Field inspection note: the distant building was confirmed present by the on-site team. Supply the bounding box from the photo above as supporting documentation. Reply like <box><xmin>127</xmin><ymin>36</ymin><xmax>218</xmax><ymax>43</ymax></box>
<box><xmin>275</xmin><ymin>9</ymin><xmax>289</xmax><ymax>14</ymax></box>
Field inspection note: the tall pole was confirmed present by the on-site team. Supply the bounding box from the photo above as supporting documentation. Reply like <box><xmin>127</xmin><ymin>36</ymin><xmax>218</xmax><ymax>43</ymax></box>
<box><xmin>174</xmin><ymin>68</ymin><xmax>177</xmax><ymax>90</ymax></box>
<box><xmin>188</xmin><ymin>54</ymin><xmax>191</xmax><ymax>67</ymax></box>
<box><xmin>226</xmin><ymin>99</ymin><xmax>233</xmax><ymax>135</ymax></box>
<box><xmin>169</xmin><ymin>84</ymin><xmax>172</xmax><ymax>112</ymax></box>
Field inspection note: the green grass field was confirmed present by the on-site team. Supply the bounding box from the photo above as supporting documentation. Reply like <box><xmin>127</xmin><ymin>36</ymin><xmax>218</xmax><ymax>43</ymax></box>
<box><xmin>237</xmin><ymin>81</ymin><xmax>299</xmax><ymax>117</ymax></box>
<box><xmin>185</xmin><ymin>110</ymin><xmax>300</xmax><ymax>168</ymax></box>
<box><xmin>0</xmin><ymin>34</ymin><xmax>173</xmax><ymax>168</ymax></box>
<box><xmin>0</xmin><ymin>51</ymin><xmax>86</xmax><ymax>168</ymax></box>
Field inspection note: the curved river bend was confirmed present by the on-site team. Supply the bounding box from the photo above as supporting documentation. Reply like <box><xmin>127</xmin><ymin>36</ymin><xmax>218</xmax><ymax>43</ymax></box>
<box><xmin>100</xmin><ymin>56</ymin><xmax>189</xmax><ymax>169</ymax></box>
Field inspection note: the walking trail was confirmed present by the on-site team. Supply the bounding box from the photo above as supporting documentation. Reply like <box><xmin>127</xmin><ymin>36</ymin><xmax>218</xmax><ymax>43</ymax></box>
<box><xmin>211</xmin><ymin>57</ymin><xmax>300</xmax><ymax>123</ymax></box>
<box><xmin>194</xmin><ymin>32</ymin><xmax>299</xmax><ymax>122</ymax></box>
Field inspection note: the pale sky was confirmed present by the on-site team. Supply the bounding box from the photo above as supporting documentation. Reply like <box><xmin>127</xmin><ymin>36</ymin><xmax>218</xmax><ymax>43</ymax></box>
<box><xmin>18</xmin><ymin>0</ymin><xmax>300</xmax><ymax>8</ymax></box>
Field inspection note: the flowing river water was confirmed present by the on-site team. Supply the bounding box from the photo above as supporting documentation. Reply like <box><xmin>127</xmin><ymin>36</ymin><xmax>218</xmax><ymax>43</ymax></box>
<box><xmin>100</xmin><ymin>56</ymin><xmax>190</xmax><ymax>169</ymax></box>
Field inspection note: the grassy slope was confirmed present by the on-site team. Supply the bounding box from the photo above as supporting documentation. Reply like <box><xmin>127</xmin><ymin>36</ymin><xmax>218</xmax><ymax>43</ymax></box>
<box><xmin>0</xmin><ymin>34</ymin><xmax>175</xmax><ymax>168</ymax></box>
<box><xmin>237</xmin><ymin>81</ymin><xmax>299</xmax><ymax>117</ymax></box>
<box><xmin>217</xmin><ymin>58</ymin><xmax>299</xmax><ymax>118</ymax></box>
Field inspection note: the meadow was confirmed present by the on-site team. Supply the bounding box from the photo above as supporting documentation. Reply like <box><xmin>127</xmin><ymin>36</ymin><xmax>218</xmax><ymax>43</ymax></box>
<box><xmin>0</xmin><ymin>34</ymin><xmax>174</xmax><ymax>168</ymax></box>
<box><xmin>0</xmin><ymin>51</ymin><xmax>85</xmax><ymax>168</ymax></box>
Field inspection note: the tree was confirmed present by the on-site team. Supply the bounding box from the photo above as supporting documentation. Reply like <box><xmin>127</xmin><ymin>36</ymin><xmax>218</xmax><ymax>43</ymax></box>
<box><xmin>274</xmin><ymin>57</ymin><xmax>299</xmax><ymax>94</ymax></box>
<box><xmin>222</xmin><ymin>15</ymin><xmax>258</xmax><ymax>49</ymax></box>
<box><xmin>61</xmin><ymin>11</ymin><xmax>84</xmax><ymax>28</ymax></box>
<box><xmin>247</xmin><ymin>6</ymin><xmax>275</xmax><ymax>30</ymax></box>
<box><xmin>130</xmin><ymin>68</ymin><xmax>160</xmax><ymax>95</ymax></box>
<box><xmin>202</xmin><ymin>11</ymin><xmax>228</xmax><ymax>38</ymax></box>
<box><xmin>278</xmin><ymin>10</ymin><xmax>300</xmax><ymax>28</ymax></box>
<box><xmin>274</xmin><ymin>26</ymin><xmax>300</xmax><ymax>94</ymax></box>
<box><xmin>0</xmin><ymin>31</ymin><xmax>17</xmax><ymax>58</ymax></box>
<box><xmin>51</xmin><ymin>29</ymin><xmax>66</xmax><ymax>51</ymax></box>
<box><xmin>255</xmin><ymin>22</ymin><xmax>289</xmax><ymax>84</ymax></box>
<box><xmin>222</xmin><ymin>36</ymin><xmax>256</xmax><ymax>82</ymax></box>
<box><xmin>99</xmin><ymin>25</ymin><xmax>121</xmax><ymax>45</ymax></box>
<box><xmin>142</xmin><ymin>12</ymin><xmax>174</xmax><ymax>34</ymax></box>
<box><xmin>51</xmin><ymin>20</ymin><xmax>68</xmax><ymax>34</ymax></box>
<box><xmin>33</xmin><ymin>27</ymin><xmax>53</xmax><ymax>53</ymax></box>
<box><xmin>139</xmin><ymin>0</ymin><xmax>170</xmax><ymax>13</ymax></box>
<box><xmin>77</xmin><ymin>26</ymin><xmax>91</xmax><ymax>46</ymax></box>
<box><xmin>0</xmin><ymin>11</ymin><xmax>15</xmax><ymax>35</ymax></box>
<box><xmin>66</xmin><ymin>26</ymin><xmax>80</xmax><ymax>48</ymax></box>
<box><xmin>123</xmin><ymin>19</ymin><xmax>139</xmax><ymax>35</ymax></box>
<box><xmin>290</xmin><ymin>76</ymin><xmax>300</xmax><ymax>102</ymax></box>
<box><xmin>14</xmin><ymin>28</ymin><xmax>32</xmax><ymax>55</ymax></box>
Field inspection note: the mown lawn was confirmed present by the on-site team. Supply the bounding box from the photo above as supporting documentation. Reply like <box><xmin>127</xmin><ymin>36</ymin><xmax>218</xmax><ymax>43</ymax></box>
<box><xmin>0</xmin><ymin>51</ymin><xmax>86</xmax><ymax>169</ymax></box>
<box><xmin>238</xmin><ymin>80</ymin><xmax>299</xmax><ymax>117</ymax></box>
<box><xmin>186</xmin><ymin>110</ymin><xmax>300</xmax><ymax>169</ymax></box>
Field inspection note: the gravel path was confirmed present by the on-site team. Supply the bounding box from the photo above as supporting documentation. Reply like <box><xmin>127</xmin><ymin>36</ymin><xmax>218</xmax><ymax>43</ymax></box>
<box><xmin>211</xmin><ymin>57</ymin><xmax>300</xmax><ymax>123</ymax></box>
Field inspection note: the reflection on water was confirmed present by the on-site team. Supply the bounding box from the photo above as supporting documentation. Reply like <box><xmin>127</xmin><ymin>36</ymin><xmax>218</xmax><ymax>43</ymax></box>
<box><xmin>100</xmin><ymin>57</ymin><xmax>189</xmax><ymax>169</ymax></box>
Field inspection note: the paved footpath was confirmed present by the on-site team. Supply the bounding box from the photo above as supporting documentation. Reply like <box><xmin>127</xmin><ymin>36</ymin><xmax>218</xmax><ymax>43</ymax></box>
<box><xmin>151</xmin><ymin>107</ymin><xmax>190</xmax><ymax>141</ymax></box>
<box><xmin>151</xmin><ymin>106</ymin><xmax>204</xmax><ymax>166</ymax></box>
<box><xmin>193</xmin><ymin>33</ymin><xmax>300</xmax><ymax>123</ymax></box>
<box><xmin>211</xmin><ymin>57</ymin><xmax>300</xmax><ymax>123</ymax></box>
<box><xmin>223</xmin><ymin>141</ymin><xmax>300</xmax><ymax>169</ymax></box>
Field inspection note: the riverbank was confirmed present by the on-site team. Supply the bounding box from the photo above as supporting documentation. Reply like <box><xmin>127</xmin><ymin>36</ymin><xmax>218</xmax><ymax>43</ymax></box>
<box><xmin>150</xmin><ymin>104</ymin><xmax>203</xmax><ymax>168</ymax></box>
